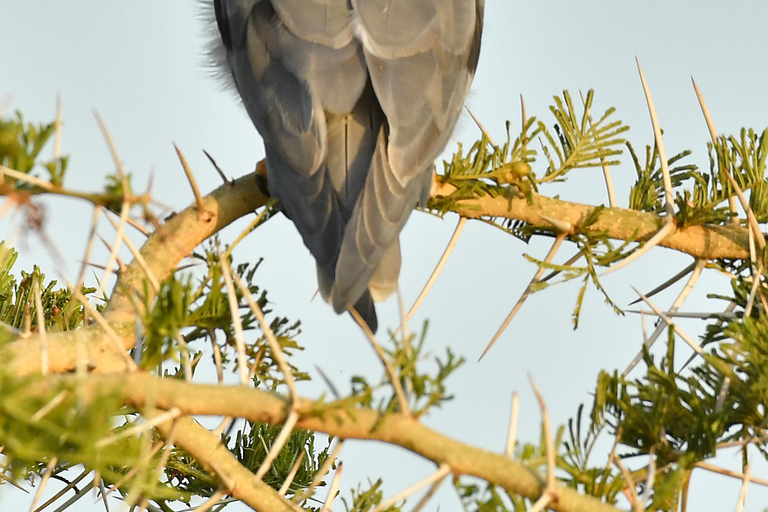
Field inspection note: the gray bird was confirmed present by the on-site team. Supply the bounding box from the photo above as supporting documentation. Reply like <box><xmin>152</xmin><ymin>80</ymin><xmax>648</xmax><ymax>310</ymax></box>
<box><xmin>211</xmin><ymin>0</ymin><xmax>484</xmax><ymax>332</ymax></box>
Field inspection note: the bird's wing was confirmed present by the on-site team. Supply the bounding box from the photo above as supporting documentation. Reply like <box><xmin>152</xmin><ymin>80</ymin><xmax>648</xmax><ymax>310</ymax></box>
<box><xmin>331</xmin><ymin>0</ymin><xmax>485</xmax><ymax>308</ymax></box>
<box><xmin>214</xmin><ymin>0</ymin><xmax>382</xmax><ymax>329</ymax></box>
<box><xmin>213</xmin><ymin>0</ymin><xmax>484</xmax><ymax>330</ymax></box>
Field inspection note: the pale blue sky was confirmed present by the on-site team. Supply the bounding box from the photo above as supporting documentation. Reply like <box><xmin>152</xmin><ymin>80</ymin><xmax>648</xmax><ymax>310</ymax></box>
<box><xmin>2</xmin><ymin>1</ymin><xmax>767</xmax><ymax>510</ymax></box>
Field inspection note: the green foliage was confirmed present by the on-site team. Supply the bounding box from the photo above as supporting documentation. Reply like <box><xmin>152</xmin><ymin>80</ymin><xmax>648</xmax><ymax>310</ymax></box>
<box><xmin>627</xmin><ymin>140</ymin><xmax>696</xmax><ymax>214</ymax></box>
<box><xmin>158</xmin><ymin>422</ymin><xmax>334</xmax><ymax>504</ymax></box>
<box><xmin>5</xmin><ymin>92</ymin><xmax>768</xmax><ymax>512</ymax></box>
<box><xmin>142</xmin><ymin>240</ymin><xmax>307</xmax><ymax>388</ymax></box>
<box><xmin>232</xmin><ymin>424</ymin><xmax>332</xmax><ymax>495</ymax></box>
<box><xmin>0</xmin><ymin>374</ymin><xmax>184</xmax><ymax>502</ymax></box>
<box><xmin>341</xmin><ymin>480</ymin><xmax>399</xmax><ymax>512</ymax></box>
<box><xmin>0</xmin><ymin>242</ymin><xmax>90</xmax><ymax>334</ymax></box>
<box><xmin>433</xmin><ymin>90</ymin><xmax>627</xmax><ymax>229</ymax></box>
<box><xmin>628</xmin><ymin>128</ymin><xmax>768</xmax><ymax>228</ymax></box>
<box><xmin>348</xmin><ymin>322</ymin><xmax>465</xmax><ymax>416</ymax></box>
<box><xmin>0</xmin><ymin>111</ymin><xmax>67</xmax><ymax>184</ymax></box>
<box><xmin>432</xmin><ymin>91</ymin><xmax>630</xmax><ymax>329</ymax></box>
<box><xmin>538</xmin><ymin>90</ymin><xmax>628</xmax><ymax>184</ymax></box>
<box><xmin>456</xmin><ymin>481</ymin><xmax>532</xmax><ymax>512</ymax></box>
<box><xmin>560</xmin><ymin>405</ymin><xmax>624</xmax><ymax>504</ymax></box>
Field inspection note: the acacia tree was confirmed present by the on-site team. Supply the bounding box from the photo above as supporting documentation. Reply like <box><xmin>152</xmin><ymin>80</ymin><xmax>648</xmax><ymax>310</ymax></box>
<box><xmin>0</xmin><ymin>78</ymin><xmax>765</xmax><ymax>512</ymax></box>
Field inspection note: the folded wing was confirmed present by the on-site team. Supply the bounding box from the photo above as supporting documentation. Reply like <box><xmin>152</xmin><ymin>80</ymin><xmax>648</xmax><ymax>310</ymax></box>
<box><xmin>212</xmin><ymin>0</ymin><xmax>484</xmax><ymax>331</ymax></box>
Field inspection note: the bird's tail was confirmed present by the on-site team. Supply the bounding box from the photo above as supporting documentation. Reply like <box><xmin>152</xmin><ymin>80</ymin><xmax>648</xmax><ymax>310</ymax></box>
<box><xmin>368</xmin><ymin>238</ymin><xmax>401</xmax><ymax>301</ymax></box>
<box><xmin>317</xmin><ymin>268</ymin><xmax>379</xmax><ymax>332</ymax></box>
<box><xmin>351</xmin><ymin>291</ymin><xmax>378</xmax><ymax>333</ymax></box>
<box><xmin>316</xmin><ymin>238</ymin><xmax>400</xmax><ymax>333</ymax></box>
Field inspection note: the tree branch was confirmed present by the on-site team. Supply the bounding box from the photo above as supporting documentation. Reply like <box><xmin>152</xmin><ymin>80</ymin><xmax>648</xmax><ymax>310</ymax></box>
<box><xmin>41</xmin><ymin>372</ymin><xmax>621</xmax><ymax>512</ymax></box>
<box><xmin>1</xmin><ymin>172</ymin><xmax>269</xmax><ymax>376</ymax></box>
<box><xmin>150</xmin><ymin>411</ymin><xmax>298</xmax><ymax>512</ymax></box>
<box><xmin>432</xmin><ymin>182</ymin><xmax>749</xmax><ymax>260</ymax></box>
<box><xmin>4</xmin><ymin>165</ymin><xmax>752</xmax><ymax>511</ymax></box>
<box><xmin>1</xmin><ymin>169</ymin><xmax>750</xmax><ymax>377</ymax></box>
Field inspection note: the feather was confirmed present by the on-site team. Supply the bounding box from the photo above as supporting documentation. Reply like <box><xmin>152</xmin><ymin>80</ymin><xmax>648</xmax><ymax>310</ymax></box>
<box><xmin>212</xmin><ymin>0</ymin><xmax>484</xmax><ymax>331</ymax></box>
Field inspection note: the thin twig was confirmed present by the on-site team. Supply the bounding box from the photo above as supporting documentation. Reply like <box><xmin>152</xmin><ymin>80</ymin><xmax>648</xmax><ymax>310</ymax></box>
<box><xmin>395</xmin><ymin>216</ymin><xmax>467</xmax><ymax>338</ymax></box>
<box><xmin>693</xmin><ymin>461</ymin><xmax>768</xmax><ymax>487</ymax></box>
<box><xmin>94</xmin><ymin>112</ymin><xmax>132</xmax><ymax>298</ymax></box>
<box><xmin>348</xmin><ymin>305</ymin><xmax>411</xmax><ymax>415</ymax></box>
<box><xmin>529</xmin><ymin>376</ymin><xmax>555</xmax><ymax>491</ymax></box>
<box><xmin>628</xmin><ymin>261</ymin><xmax>696</xmax><ymax>305</ymax></box>
<box><xmin>691</xmin><ymin>77</ymin><xmax>738</xmax><ymax>221</ymax></box>
<box><xmin>734</xmin><ymin>462</ymin><xmax>750</xmax><ymax>512</ymax></box>
<box><xmin>625</xmin><ymin>309</ymin><xmax>734</xmax><ymax>320</ymax></box>
<box><xmin>624</xmin><ymin>260</ymin><xmax>705</xmax><ymax>375</ymax></box>
<box><xmin>614</xmin><ymin>456</ymin><xmax>643</xmax><ymax>512</ymax></box>
<box><xmin>217</xmin><ymin>249</ymin><xmax>249</xmax><ymax>385</ymax></box>
<box><xmin>28</xmin><ymin>457</ymin><xmax>57</xmax><ymax>512</ymax></box>
<box><xmin>597</xmin><ymin>428</ymin><xmax>622</xmax><ymax>499</ymax></box>
<box><xmin>254</xmin><ymin>410</ymin><xmax>300</xmax><ymax>481</ymax></box>
<box><xmin>481</xmin><ymin>232</ymin><xmax>567</xmax><ymax>360</ymax></box>
<box><xmin>23</xmin><ymin>304</ymin><xmax>31</xmax><ymax>337</ymax></box>
<box><xmin>580</xmin><ymin>90</ymin><xmax>617</xmax><ymax>207</ymax></box>
<box><xmin>294</xmin><ymin>441</ymin><xmax>344</xmax><ymax>505</ymax></box>
<box><xmin>278</xmin><ymin>452</ymin><xmax>306</xmax><ymax>496</ymax></box>
<box><xmin>319</xmin><ymin>461</ymin><xmax>343</xmax><ymax>512</ymax></box>
<box><xmin>95</xmin><ymin>408</ymin><xmax>181</xmax><ymax>448</ymax></box>
<box><xmin>372</xmin><ymin>464</ymin><xmax>451</xmax><ymax>512</ymax></box>
<box><xmin>32</xmin><ymin>468</ymin><xmax>89</xmax><ymax>512</ymax></box>
<box><xmin>174</xmin><ymin>144</ymin><xmax>208</xmax><ymax>217</ymax></box>
<box><xmin>528</xmin><ymin>375</ymin><xmax>559</xmax><ymax>511</ymax></box>
<box><xmin>744</xmin><ymin>261</ymin><xmax>763</xmax><ymax>318</ymax></box>
<box><xmin>506</xmin><ymin>392</ymin><xmax>520</xmax><ymax>457</ymax></box>
<box><xmin>154</xmin><ymin>420</ymin><xmax>178</xmax><ymax>486</ymax></box>
<box><xmin>631</xmin><ymin>287</ymin><xmax>704</xmax><ymax>361</ymax></box>
<box><xmin>72</xmin><ymin>207</ymin><xmax>101</xmax><ymax>303</ymax></box>
<box><xmin>203</xmin><ymin>149</ymin><xmax>232</xmax><ymax>185</ymax></box>
<box><xmin>395</xmin><ymin>287</ymin><xmax>414</xmax><ymax>399</ymax></box>
<box><xmin>639</xmin><ymin>447</ymin><xmax>656</xmax><ymax>505</ymax></box>
<box><xmin>0</xmin><ymin>166</ymin><xmax>115</xmax><ymax>205</ymax></box>
<box><xmin>33</xmin><ymin>279</ymin><xmax>48</xmax><ymax>375</ymax></box>
<box><xmin>175</xmin><ymin>332</ymin><xmax>193</xmax><ymax>381</ymax></box>
<box><xmin>232</xmin><ymin>271</ymin><xmax>298</xmax><ymax>400</ymax></box>
<box><xmin>636</xmin><ymin>58</ymin><xmax>675</xmax><ymax>219</ymax></box>
<box><xmin>212</xmin><ymin>337</ymin><xmax>224</xmax><ymax>384</ymax></box>
<box><xmin>43</xmin><ymin>478</ymin><xmax>95</xmax><ymax>512</ymax></box>
<box><xmin>715</xmin><ymin>377</ymin><xmax>731</xmax><ymax>414</ymax></box>
<box><xmin>224</xmin><ymin>199</ymin><xmax>278</xmax><ymax>260</ymax></box>
<box><xmin>725</xmin><ymin>170</ymin><xmax>767</xmax><ymax>251</ymax></box>
<box><xmin>95</xmin><ymin>234</ymin><xmax>126</xmax><ymax>275</ymax></box>
<box><xmin>527</xmin><ymin>493</ymin><xmax>553</xmax><ymax>512</ymax></box>
<box><xmin>540</xmin><ymin>251</ymin><xmax>582</xmax><ymax>283</ymax></box>
<box><xmin>192</xmin><ymin>489</ymin><xmax>227</xmax><ymax>512</ymax></box>
<box><xmin>409</xmin><ymin>471</ymin><xmax>448</xmax><ymax>512</ymax></box>
<box><xmin>103</xmin><ymin>210</ymin><xmax>160</xmax><ymax>292</ymax></box>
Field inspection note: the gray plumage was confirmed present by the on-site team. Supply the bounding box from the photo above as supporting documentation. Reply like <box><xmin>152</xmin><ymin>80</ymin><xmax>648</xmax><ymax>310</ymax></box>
<box><xmin>211</xmin><ymin>0</ymin><xmax>484</xmax><ymax>332</ymax></box>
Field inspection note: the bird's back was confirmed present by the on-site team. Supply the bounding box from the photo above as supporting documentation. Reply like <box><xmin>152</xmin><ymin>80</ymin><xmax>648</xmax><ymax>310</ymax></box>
<box><xmin>212</xmin><ymin>0</ymin><xmax>484</xmax><ymax>331</ymax></box>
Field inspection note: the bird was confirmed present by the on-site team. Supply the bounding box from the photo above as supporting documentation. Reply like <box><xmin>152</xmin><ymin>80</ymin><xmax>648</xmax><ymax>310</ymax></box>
<box><xmin>211</xmin><ymin>0</ymin><xmax>484</xmax><ymax>332</ymax></box>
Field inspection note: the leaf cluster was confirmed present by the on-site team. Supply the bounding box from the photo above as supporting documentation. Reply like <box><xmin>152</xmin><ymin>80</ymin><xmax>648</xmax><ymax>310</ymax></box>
<box><xmin>0</xmin><ymin>111</ymin><xmax>68</xmax><ymax>185</ymax></box>
<box><xmin>0</xmin><ymin>242</ymin><xmax>90</xmax><ymax>336</ymax></box>
<box><xmin>140</xmin><ymin>239</ymin><xmax>307</xmax><ymax>388</ymax></box>
<box><xmin>349</xmin><ymin>323</ymin><xmax>464</xmax><ymax>417</ymax></box>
